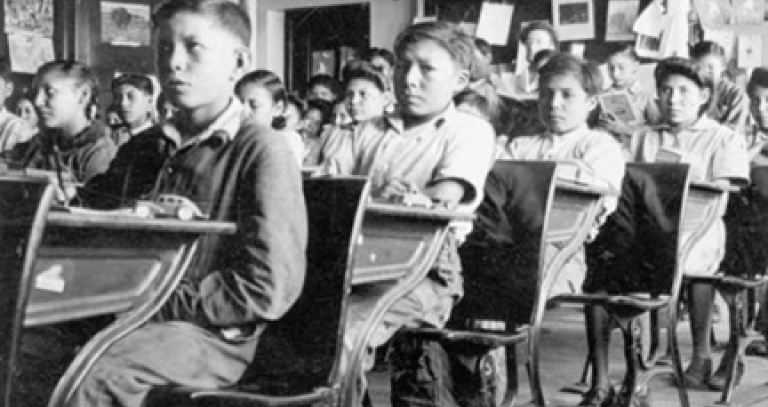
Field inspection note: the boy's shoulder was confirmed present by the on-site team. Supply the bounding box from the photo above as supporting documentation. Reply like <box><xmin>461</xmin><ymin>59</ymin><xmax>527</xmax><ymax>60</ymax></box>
<box><xmin>233</xmin><ymin>116</ymin><xmax>297</xmax><ymax>155</ymax></box>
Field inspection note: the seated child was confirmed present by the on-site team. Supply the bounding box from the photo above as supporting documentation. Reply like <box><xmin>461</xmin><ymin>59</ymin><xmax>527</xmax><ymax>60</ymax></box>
<box><xmin>318</xmin><ymin>60</ymin><xmax>392</xmax><ymax>163</ymax></box>
<box><xmin>301</xmin><ymin>98</ymin><xmax>333</xmax><ymax>165</ymax></box>
<box><xmin>17</xmin><ymin>3</ymin><xmax>307</xmax><ymax>407</ymax></box>
<box><xmin>5</xmin><ymin>60</ymin><xmax>116</xmax><ymax>187</ymax></box>
<box><xmin>512</xmin><ymin>21</ymin><xmax>559</xmax><ymax>98</ymax></box>
<box><xmin>363</xmin><ymin>47</ymin><xmax>395</xmax><ymax>82</ymax></box>
<box><xmin>594</xmin><ymin>44</ymin><xmax>661</xmax><ymax>146</ymax></box>
<box><xmin>236</xmin><ymin>69</ymin><xmax>304</xmax><ymax>165</ymax></box>
<box><xmin>0</xmin><ymin>59</ymin><xmax>33</xmax><ymax>152</ymax></box>
<box><xmin>14</xmin><ymin>94</ymin><xmax>39</xmax><ymax>137</ymax></box>
<box><xmin>497</xmin><ymin>53</ymin><xmax>626</xmax><ymax>298</ymax></box>
<box><xmin>691</xmin><ymin>41</ymin><xmax>749</xmax><ymax>135</ymax></box>
<box><xmin>110</xmin><ymin>73</ymin><xmax>156</xmax><ymax>147</ymax></box>
<box><xmin>322</xmin><ymin>21</ymin><xmax>495</xmax><ymax>405</ymax></box>
<box><xmin>626</xmin><ymin>57</ymin><xmax>749</xmax><ymax>392</ymax></box>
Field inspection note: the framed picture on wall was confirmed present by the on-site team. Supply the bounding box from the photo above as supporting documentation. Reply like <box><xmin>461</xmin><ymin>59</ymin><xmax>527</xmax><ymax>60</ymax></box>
<box><xmin>552</xmin><ymin>0</ymin><xmax>595</xmax><ymax>41</ymax></box>
<box><xmin>414</xmin><ymin>0</ymin><xmax>438</xmax><ymax>23</ymax></box>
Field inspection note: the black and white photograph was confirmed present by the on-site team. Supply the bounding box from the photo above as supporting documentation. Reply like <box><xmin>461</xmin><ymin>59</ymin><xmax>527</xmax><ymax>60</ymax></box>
<box><xmin>2</xmin><ymin>1</ymin><xmax>768</xmax><ymax>407</ymax></box>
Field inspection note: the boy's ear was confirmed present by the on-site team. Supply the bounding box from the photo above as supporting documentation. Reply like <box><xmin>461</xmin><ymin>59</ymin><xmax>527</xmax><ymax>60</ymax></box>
<box><xmin>77</xmin><ymin>84</ymin><xmax>92</xmax><ymax>107</ymax></box>
<box><xmin>4</xmin><ymin>81</ymin><xmax>13</xmax><ymax>95</ymax></box>
<box><xmin>586</xmin><ymin>94</ymin><xmax>598</xmax><ymax>112</ymax></box>
<box><xmin>453</xmin><ymin>68</ymin><xmax>470</xmax><ymax>94</ymax></box>
<box><xmin>232</xmin><ymin>47</ymin><xmax>252</xmax><ymax>82</ymax></box>
<box><xmin>700</xmin><ymin>87</ymin><xmax>712</xmax><ymax>108</ymax></box>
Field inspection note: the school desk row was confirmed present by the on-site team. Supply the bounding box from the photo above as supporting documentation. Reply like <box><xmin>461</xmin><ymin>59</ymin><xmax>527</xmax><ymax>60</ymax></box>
<box><xmin>0</xmin><ymin>162</ymin><xmax>751</xmax><ymax>407</ymax></box>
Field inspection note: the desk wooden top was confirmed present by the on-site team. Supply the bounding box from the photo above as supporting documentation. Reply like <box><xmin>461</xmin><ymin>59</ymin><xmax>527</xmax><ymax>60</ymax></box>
<box><xmin>555</xmin><ymin>178</ymin><xmax>618</xmax><ymax>196</ymax></box>
<box><xmin>47</xmin><ymin>208</ymin><xmax>237</xmax><ymax>234</ymax></box>
<box><xmin>689</xmin><ymin>180</ymin><xmax>738</xmax><ymax>193</ymax></box>
<box><xmin>366</xmin><ymin>202</ymin><xmax>475</xmax><ymax>222</ymax></box>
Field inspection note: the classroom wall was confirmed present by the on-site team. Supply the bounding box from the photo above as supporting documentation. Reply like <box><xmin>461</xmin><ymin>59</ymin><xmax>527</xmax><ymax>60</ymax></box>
<box><xmin>246</xmin><ymin>0</ymin><xmax>413</xmax><ymax>76</ymax></box>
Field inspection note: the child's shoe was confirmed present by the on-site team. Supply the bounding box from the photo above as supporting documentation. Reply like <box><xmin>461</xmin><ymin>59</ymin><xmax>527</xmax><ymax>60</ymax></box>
<box><xmin>683</xmin><ymin>358</ymin><xmax>712</xmax><ymax>390</ymax></box>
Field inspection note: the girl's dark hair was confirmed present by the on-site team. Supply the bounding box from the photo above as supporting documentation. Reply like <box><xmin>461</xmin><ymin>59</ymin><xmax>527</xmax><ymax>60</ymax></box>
<box><xmin>35</xmin><ymin>60</ymin><xmax>100</xmax><ymax>121</ymax></box>
<box><xmin>690</xmin><ymin>40</ymin><xmax>726</xmax><ymax>61</ymax></box>
<box><xmin>532</xmin><ymin>49</ymin><xmax>558</xmax><ymax>71</ymax></box>
<box><xmin>112</xmin><ymin>73</ymin><xmax>154</xmax><ymax>95</ymax></box>
<box><xmin>519</xmin><ymin>21</ymin><xmax>559</xmax><ymax>48</ymax></box>
<box><xmin>747</xmin><ymin>67</ymin><xmax>768</xmax><ymax>97</ymax></box>
<box><xmin>363</xmin><ymin>47</ymin><xmax>395</xmax><ymax>69</ymax></box>
<box><xmin>538</xmin><ymin>53</ymin><xmax>602</xmax><ymax>96</ymax></box>
<box><xmin>655</xmin><ymin>56</ymin><xmax>715</xmax><ymax>115</ymax></box>
<box><xmin>303</xmin><ymin>74</ymin><xmax>342</xmax><ymax>102</ymax></box>
<box><xmin>306</xmin><ymin>98</ymin><xmax>334</xmax><ymax>124</ymax></box>
<box><xmin>235</xmin><ymin>69</ymin><xmax>287</xmax><ymax>105</ymax></box>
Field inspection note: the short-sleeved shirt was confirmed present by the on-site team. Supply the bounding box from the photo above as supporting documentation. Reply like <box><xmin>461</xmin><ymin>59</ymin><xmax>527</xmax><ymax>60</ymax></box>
<box><xmin>629</xmin><ymin>117</ymin><xmax>749</xmax><ymax>185</ymax></box>
<box><xmin>498</xmin><ymin>126</ymin><xmax>626</xmax><ymax>295</ymax></box>
<box><xmin>322</xmin><ymin>104</ymin><xmax>496</xmax><ymax>295</ymax></box>
<box><xmin>323</xmin><ymin>104</ymin><xmax>495</xmax><ymax>210</ymax></box>
<box><xmin>707</xmin><ymin>79</ymin><xmax>749</xmax><ymax>135</ymax></box>
<box><xmin>0</xmin><ymin>108</ymin><xmax>33</xmax><ymax>152</ymax></box>
<box><xmin>628</xmin><ymin>117</ymin><xmax>750</xmax><ymax>276</ymax></box>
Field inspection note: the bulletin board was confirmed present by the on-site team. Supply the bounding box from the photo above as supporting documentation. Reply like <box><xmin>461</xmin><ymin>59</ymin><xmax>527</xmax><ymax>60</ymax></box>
<box><xmin>424</xmin><ymin>0</ymin><xmax>768</xmax><ymax>67</ymax></box>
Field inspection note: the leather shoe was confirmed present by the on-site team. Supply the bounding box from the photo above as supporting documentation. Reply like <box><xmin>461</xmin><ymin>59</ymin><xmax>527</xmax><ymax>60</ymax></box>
<box><xmin>578</xmin><ymin>386</ymin><xmax>616</xmax><ymax>407</ymax></box>
<box><xmin>708</xmin><ymin>359</ymin><xmax>744</xmax><ymax>391</ymax></box>
<box><xmin>683</xmin><ymin>358</ymin><xmax>712</xmax><ymax>390</ymax></box>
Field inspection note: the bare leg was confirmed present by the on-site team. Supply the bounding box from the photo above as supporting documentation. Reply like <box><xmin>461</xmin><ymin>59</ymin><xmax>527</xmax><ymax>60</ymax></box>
<box><xmin>684</xmin><ymin>281</ymin><xmax>715</xmax><ymax>387</ymax></box>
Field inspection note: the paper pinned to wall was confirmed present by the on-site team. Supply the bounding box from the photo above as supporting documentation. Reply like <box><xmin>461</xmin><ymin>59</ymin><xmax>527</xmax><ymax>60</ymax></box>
<box><xmin>605</xmin><ymin>0</ymin><xmax>639</xmax><ymax>41</ymax></box>
<box><xmin>737</xmin><ymin>34</ymin><xmax>762</xmax><ymax>68</ymax></box>
<box><xmin>8</xmin><ymin>32</ymin><xmax>54</xmax><ymax>73</ymax></box>
<box><xmin>4</xmin><ymin>0</ymin><xmax>54</xmax><ymax>36</ymax></box>
<box><xmin>730</xmin><ymin>0</ymin><xmax>765</xmax><ymax>26</ymax></box>
<box><xmin>632</xmin><ymin>0</ymin><xmax>664</xmax><ymax>36</ymax></box>
<box><xmin>475</xmin><ymin>3</ymin><xmax>515</xmax><ymax>45</ymax></box>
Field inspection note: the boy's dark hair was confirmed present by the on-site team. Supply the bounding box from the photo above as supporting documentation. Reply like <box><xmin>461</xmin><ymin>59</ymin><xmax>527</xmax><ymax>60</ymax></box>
<box><xmin>306</xmin><ymin>98</ymin><xmax>333</xmax><ymax>125</ymax></box>
<box><xmin>690</xmin><ymin>40</ymin><xmax>726</xmax><ymax>61</ymax></box>
<box><xmin>363</xmin><ymin>47</ymin><xmax>395</xmax><ymax>69</ymax></box>
<box><xmin>532</xmin><ymin>49</ymin><xmax>558</xmax><ymax>71</ymax></box>
<box><xmin>303</xmin><ymin>74</ymin><xmax>342</xmax><ymax>101</ymax></box>
<box><xmin>0</xmin><ymin>58</ymin><xmax>12</xmax><ymax>82</ymax></box>
<box><xmin>35</xmin><ymin>60</ymin><xmax>101</xmax><ymax>120</ymax></box>
<box><xmin>607</xmin><ymin>43</ymin><xmax>640</xmax><ymax>62</ymax></box>
<box><xmin>538</xmin><ymin>53</ymin><xmax>603</xmax><ymax>97</ymax></box>
<box><xmin>152</xmin><ymin>0</ymin><xmax>251</xmax><ymax>46</ymax></box>
<box><xmin>474</xmin><ymin>37</ymin><xmax>492</xmax><ymax>59</ymax></box>
<box><xmin>285</xmin><ymin>94</ymin><xmax>306</xmax><ymax>116</ymax></box>
<box><xmin>747</xmin><ymin>67</ymin><xmax>768</xmax><ymax>97</ymax></box>
<box><xmin>655</xmin><ymin>56</ymin><xmax>714</xmax><ymax>114</ymax></box>
<box><xmin>519</xmin><ymin>21</ymin><xmax>559</xmax><ymax>48</ymax></box>
<box><xmin>112</xmin><ymin>73</ymin><xmax>154</xmax><ymax>96</ymax></box>
<box><xmin>236</xmin><ymin>69</ymin><xmax>286</xmax><ymax>105</ymax></box>
<box><xmin>394</xmin><ymin>21</ymin><xmax>475</xmax><ymax>72</ymax></box>
<box><xmin>343</xmin><ymin>60</ymin><xmax>390</xmax><ymax>92</ymax></box>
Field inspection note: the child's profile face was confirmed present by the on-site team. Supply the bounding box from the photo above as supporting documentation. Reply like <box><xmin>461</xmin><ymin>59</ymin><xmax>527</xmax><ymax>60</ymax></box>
<box><xmin>156</xmin><ymin>11</ymin><xmax>247</xmax><ymax>119</ymax></box>
<box><xmin>607</xmin><ymin>53</ymin><xmax>638</xmax><ymax>88</ymax></box>
<box><xmin>34</xmin><ymin>70</ymin><xmax>88</xmax><ymax>131</ymax></box>
<box><xmin>15</xmin><ymin>99</ymin><xmax>38</xmax><ymax>129</ymax></box>
<box><xmin>538</xmin><ymin>73</ymin><xmax>596</xmax><ymax>134</ymax></box>
<box><xmin>696</xmin><ymin>54</ymin><xmax>725</xmax><ymax>84</ymax></box>
<box><xmin>300</xmin><ymin>108</ymin><xmax>324</xmax><ymax>138</ymax></box>
<box><xmin>658</xmin><ymin>73</ymin><xmax>710</xmax><ymax>128</ymax></box>
<box><xmin>238</xmin><ymin>83</ymin><xmax>282</xmax><ymax>127</ymax></box>
<box><xmin>749</xmin><ymin>85</ymin><xmax>768</xmax><ymax>131</ymax></box>
<box><xmin>394</xmin><ymin>39</ymin><xmax>468</xmax><ymax>120</ymax></box>
<box><xmin>344</xmin><ymin>78</ymin><xmax>388</xmax><ymax>122</ymax></box>
<box><xmin>283</xmin><ymin>102</ymin><xmax>301</xmax><ymax>130</ymax></box>
<box><xmin>114</xmin><ymin>84</ymin><xmax>153</xmax><ymax>128</ymax></box>
<box><xmin>525</xmin><ymin>30</ymin><xmax>556</xmax><ymax>64</ymax></box>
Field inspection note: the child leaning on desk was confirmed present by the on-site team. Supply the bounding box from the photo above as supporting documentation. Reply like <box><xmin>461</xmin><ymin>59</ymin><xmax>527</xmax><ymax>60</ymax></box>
<box><xmin>497</xmin><ymin>52</ymin><xmax>626</xmax><ymax>298</ymax></box>
<box><xmin>626</xmin><ymin>57</ymin><xmax>749</xmax><ymax>392</ymax></box>
<box><xmin>321</xmin><ymin>21</ymin><xmax>495</xmax><ymax>406</ymax></box>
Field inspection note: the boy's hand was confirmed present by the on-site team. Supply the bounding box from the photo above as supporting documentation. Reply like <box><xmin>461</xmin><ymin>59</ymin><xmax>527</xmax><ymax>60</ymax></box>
<box><xmin>374</xmin><ymin>178</ymin><xmax>417</xmax><ymax>200</ymax></box>
<box><xmin>598</xmin><ymin>112</ymin><xmax>632</xmax><ymax>137</ymax></box>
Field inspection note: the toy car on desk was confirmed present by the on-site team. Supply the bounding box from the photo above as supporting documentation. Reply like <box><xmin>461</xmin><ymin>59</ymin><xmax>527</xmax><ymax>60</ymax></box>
<box><xmin>134</xmin><ymin>194</ymin><xmax>206</xmax><ymax>221</ymax></box>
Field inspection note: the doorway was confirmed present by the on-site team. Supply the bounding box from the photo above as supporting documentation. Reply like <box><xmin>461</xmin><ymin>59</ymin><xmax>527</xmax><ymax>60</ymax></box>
<box><xmin>284</xmin><ymin>3</ymin><xmax>370</xmax><ymax>92</ymax></box>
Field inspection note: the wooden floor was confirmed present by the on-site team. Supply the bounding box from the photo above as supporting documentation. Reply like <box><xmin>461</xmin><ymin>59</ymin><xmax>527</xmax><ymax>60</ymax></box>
<box><xmin>368</xmin><ymin>301</ymin><xmax>768</xmax><ymax>407</ymax></box>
